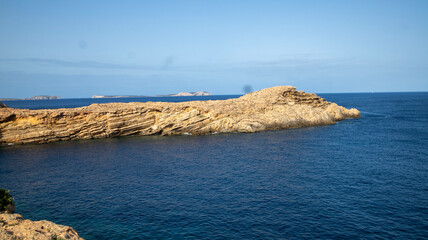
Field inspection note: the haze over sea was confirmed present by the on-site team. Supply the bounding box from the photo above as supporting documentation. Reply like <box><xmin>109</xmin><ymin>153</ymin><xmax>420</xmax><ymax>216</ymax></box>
<box><xmin>1</xmin><ymin>92</ymin><xmax>427</xmax><ymax>239</ymax></box>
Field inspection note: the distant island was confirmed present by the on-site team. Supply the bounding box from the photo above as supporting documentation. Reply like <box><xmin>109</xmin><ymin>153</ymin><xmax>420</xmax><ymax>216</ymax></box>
<box><xmin>92</xmin><ymin>91</ymin><xmax>211</xmax><ymax>98</ymax></box>
<box><xmin>159</xmin><ymin>91</ymin><xmax>211</xmax><ymax>97</ymax></box>
<box><xmin>26</xmin><ymin>95</ymin><xmax>60</xmax><ymax>100</ymax></box>
<box><xmin>0</xmin><ymin>95</ymin><xmax>60</xmax><ymax>101</ymax></box>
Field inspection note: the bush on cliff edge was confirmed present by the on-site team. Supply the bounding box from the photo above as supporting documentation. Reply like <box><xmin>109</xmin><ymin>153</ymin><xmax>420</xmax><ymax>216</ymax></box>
<box><xmin>0</xmin><ymin>189</ymin><xmax>15</xmax><ymax>213</ymax></box>
<box><xmin>0</xmin><ymin>101</ymin><xmax>8</xmax><ymax>108</ymax></box>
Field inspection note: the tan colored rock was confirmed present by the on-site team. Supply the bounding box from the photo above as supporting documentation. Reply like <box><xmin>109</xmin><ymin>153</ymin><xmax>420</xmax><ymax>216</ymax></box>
<box><xmin>0</xmin><ymin>86</ymin><xmax>360</xmax><ymax>145</ymax></box>
<box><xmin>0</xmin><ymin>213</ymin><xmax>83</xmax><ymax>240</ymax></box>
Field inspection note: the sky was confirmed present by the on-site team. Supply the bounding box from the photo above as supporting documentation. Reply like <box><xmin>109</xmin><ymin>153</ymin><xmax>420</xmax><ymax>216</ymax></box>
<box><xmin>0</xmin><ymin>0</ymin><xmax>427</xmax><ymax>98</ymax></box>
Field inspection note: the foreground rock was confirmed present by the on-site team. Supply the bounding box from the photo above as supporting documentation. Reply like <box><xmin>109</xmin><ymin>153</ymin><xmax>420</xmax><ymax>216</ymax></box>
<box><xmin>0</xmin><ymin>86</ymin><xmax>360</xmax><ymax>145</ymax></box>
<box><xmin>0</xmin><ymin>213</ymin><xmax>83</xmax><ymax>240</ymax></box>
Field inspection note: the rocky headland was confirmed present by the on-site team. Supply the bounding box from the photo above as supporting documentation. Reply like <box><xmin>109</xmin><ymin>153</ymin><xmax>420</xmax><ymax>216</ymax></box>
<box><xmin>0</xmin><ymin>86</ymin><xmax>360</xmax><ymax>145</ymax></box>
<box><xmin>0</xmin><ymin>213</ymin><xmax>83</xmax><ymax>240</ymax></box>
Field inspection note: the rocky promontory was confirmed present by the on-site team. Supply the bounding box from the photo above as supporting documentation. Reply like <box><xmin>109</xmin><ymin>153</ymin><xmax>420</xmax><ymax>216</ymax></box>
<box><xmin>0</xmin><ymin>86</ymin><xmax>360</xmax><ymax>145</ymax></box>
<box><xmin>0</xmin><ymin>213</ymin><xmax>83</xmax><ymax>240</ymax></box>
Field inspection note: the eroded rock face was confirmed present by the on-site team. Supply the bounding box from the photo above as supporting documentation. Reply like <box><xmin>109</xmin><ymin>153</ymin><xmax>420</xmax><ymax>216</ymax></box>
<box><xmin>0</xmin><ymin>213</ymin><xmax>83</xmax><ymax>240</ymax></box>
<box><xmin>0</xmin><ymin>86</ymin><xmax>360</xmax><ymax>145</ymax></box>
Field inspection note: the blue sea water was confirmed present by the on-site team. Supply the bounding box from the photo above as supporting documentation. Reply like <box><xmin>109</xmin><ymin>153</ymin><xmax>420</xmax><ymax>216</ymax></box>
<box><xmin>2</xmin><ymin>95</ymin><xmax>241</xmax><ymax>110</ymax></box>
<box><xmin>0</xmin><ymin>92</ymin><xmax>427</xmax><ymax>239</ymax></box>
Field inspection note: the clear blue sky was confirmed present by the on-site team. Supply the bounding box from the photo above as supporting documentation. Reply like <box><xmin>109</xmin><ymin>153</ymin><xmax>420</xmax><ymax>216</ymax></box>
<box><xmin>1</xmin><ymin>0</ymin><xmax>427</xmax><ymax>98</ymax></box>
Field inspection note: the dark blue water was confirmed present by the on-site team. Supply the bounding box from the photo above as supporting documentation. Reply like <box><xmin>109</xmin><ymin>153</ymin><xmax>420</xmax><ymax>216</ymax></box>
<box><xmin>1</xmin><ymin>92</ymin><xmax>427</xmax><ymax>239</ymax></box>
<box><xmin>1</xmin><ymin>95</ymin><xmax>241</xmax><ymax>110</ymax></box>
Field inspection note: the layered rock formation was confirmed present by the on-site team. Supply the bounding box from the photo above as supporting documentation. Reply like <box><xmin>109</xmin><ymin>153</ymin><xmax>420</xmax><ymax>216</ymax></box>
<box><xmin>0</xmin><ymin>213</ymin><xmax>83</xmax><ymax>240</ymax></box>
<box><xmin>0</xmin><ymin>86</ymin><xmax>360</xmax><ymax>145</ymax></box>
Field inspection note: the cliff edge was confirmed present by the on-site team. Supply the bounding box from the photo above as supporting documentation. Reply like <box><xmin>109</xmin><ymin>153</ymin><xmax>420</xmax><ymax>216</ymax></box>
<box><xmin>0</xmin><ymin>86</ymin><xmax>360</xmax><ymax>145</ymax></box>
<box><xmin>0</xmin><ymin>213</ymin><xmax>83</xmax><ymax>240</ymax></box>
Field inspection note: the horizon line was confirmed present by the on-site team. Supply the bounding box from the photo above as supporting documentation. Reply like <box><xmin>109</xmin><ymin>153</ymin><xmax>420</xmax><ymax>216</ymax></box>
<box><xmin>1</xmin><ymin>90</ymin><xmax>427</xmax><ymax>101</ymax></box>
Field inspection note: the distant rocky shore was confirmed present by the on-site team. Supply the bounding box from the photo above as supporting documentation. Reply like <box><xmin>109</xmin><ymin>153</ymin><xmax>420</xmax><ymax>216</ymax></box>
<box><xmin>92</xmin><ymin>91</ymin><xmax>211</xmax><ymax>98</ymax></box>
<box><xmin>26</xmin><ymin>95</ymin><xmax>61</xmax><ymax>100</ymax></box>
<box><xmin>0</xmin><ymin>86</ymin><xmax>360</xmax><ymax>145</ymax></box>
<box><xmin>0</xmin><ymin>95</ymin><xmax>60</xmax><ymax>101</ymax></box>
<box><xmin>162</xmin><ymin>91</ymin><xmax>211</xmax><ymax>97</ymax></box>
<box><xmin>0</xmin><ymin>213</ymin><xmax>83</xmax><ymax>240</ymax></box>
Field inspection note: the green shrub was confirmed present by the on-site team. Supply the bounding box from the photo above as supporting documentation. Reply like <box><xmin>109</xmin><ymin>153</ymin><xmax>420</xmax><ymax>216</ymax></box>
<box><xmin>0</xmin><ymin>189</ymin><xmax>14</xmax><ymax>212</ymax></box>
<box><xmin>51</xmin><ymin>234</ymin><xmax>64</xmax><ymax>240</ymax></box>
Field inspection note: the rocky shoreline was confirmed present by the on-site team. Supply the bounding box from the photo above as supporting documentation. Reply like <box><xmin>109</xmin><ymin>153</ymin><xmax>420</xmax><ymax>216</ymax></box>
<box><xmin>0</xmin><ymin>86</ymin><xmax>360</xmax><ymax>145</ymax></box>
<box><xmin>0</xmin><ymin>213</ymin><xmax>83</xmax><ymax>240</ymax></box>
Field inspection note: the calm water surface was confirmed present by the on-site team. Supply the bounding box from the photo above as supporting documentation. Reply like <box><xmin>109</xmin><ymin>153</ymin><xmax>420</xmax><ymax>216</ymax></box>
<box><xmin>2</xmin><ymin>95</ymin><xmax>240</xmax><ymax>110</ymax></box>
<box><xmin>1</xmin><ymin>93</ymin><xmax>427</xmax><ymax>239</ymax></box>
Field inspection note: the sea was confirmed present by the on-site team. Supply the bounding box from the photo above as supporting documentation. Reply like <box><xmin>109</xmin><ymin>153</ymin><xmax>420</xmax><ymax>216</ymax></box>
<box><xmin>0</xmin><ymin>92</ymin><xmax>427</xmax><ymax>239</ymax></box>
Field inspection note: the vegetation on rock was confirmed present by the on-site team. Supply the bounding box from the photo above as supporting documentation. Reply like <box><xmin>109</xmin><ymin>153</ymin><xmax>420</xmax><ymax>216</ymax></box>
<box><xmin>0</xmin><ymin>189</ymin><xmax>14</xmax><ymax>213</ymax></box>
<box><xmin>0</xmin><ymin>102</ymin><xmax>8</xmax><ymax>108</ymax></box>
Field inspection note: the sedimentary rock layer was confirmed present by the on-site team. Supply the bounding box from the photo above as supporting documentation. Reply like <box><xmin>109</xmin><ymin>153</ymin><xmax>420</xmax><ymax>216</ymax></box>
<box><xmin>0</xmin><ymin>213</ymin><xmax>83</xmax><ymax>240</ymax></box>
<box><xmin>0</xmin><ymin>86</ymin><xmax>360</xmax><ymax>145</ymax></box>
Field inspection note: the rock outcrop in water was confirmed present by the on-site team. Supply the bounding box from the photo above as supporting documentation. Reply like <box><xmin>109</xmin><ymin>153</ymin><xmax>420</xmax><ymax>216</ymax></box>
<box><xmin>0</xmin><ymin>213</ymin><xmax>83</xmax><ymax>240</ymax></box>
<box><xmin>0</xmin><ymin>86</ymin><xmax>360</xmax><ymax>145</ymax></box>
